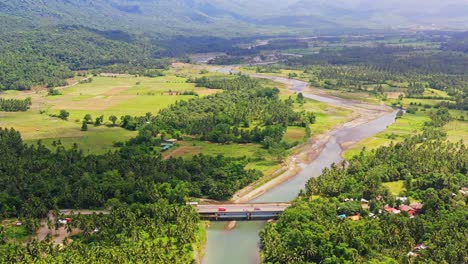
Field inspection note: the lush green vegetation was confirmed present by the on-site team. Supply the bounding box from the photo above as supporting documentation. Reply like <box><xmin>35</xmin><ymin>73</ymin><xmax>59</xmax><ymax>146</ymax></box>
<box><xmin>124</xmin><ymin>75</ymin><xmax>315</xmax><ymax>150</ymax></box>
<box><xmin>261</xmin><ymin>138</ymin><xmax>468</xmax><ymax>263</ymax></box>
<box><xmin>248</xmin><ymin>39</ymin><xmax>468</xmax><ymax>112</ymax></box>
<box><xmin>1</xmin><ymin>203</ymin><xmax>202</xmax><ymax>263</ymax></box>
<box><xmin>0</xmin><ymin>98</ymin><xmax>31</xmax><ymax>112</ymax></box>
<box><xmin>0</xmin><ymin>127</ymin><xmax>261</xmax><ymax>219</ymax></box>
<box><xmin>0</xmin><ymin>122</ymin><xmax>265</xmax><ymax>261</ymax></box>
<box><xmin>0</xmin><ymin>49</ymin><xmax>74</xmax><ymax>91</ymax></box>
<box><xmin>0</xmin><ymin>72</ymin><xmax>209</xmax><ymax>154</ymax></box>
<box><xmin>0</xmin><ymin>26</ymin><xmax>168</xmax><ymax>91</ymax></box>
<box><xmin>253</xmin><ymin>37</ymin><xmax>468</xmax><ymax>263</ymax></box>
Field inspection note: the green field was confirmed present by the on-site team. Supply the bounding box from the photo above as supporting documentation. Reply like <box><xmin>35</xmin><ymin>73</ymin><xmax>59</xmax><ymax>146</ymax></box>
<box><xmin>239</xmin><ymin>66</ymin><xmax>309</xmax><ymax>82</ymax></box>
<box><xmin>383</xmin><ymin>180</ymin><xmax>406</xmax><ymax>196</ymax></box>
<box><xmin>283</xmin><ymin>126</ymin><xmax>306</xmax><ymax>144</ymax></box>
<box><xmin>0</xmin><ymin>70</ymin><xmax>217</xmax><ymax>153</ymax></box>
<box><xmin>1</xmin><ymin>220</ymin><xmax>29</xmax><ymax>243</ymax></box>
<box><xmin>343</xmin><ymin>107</ymin><xmax>468</xmax><ymax>160</ymax></box>
<box><xmin>164</xmin><ymin>139</ymin><xmax>281</xmax><ymax>174</ymax></box>
<box><xmin>423</xmin><ymin>88</ymin><xmax>451</xmax><ymax>98</ymax></box>
<box><xmin>343</xmin><ymin>112</ymin><xmax>428</xmax><ymax>159</ymax></box>
<box><xmin>1</xmin><ymin>64</ymin><xmax>352</xmax><ymax>174</ymax></box>
<box><xmin>445</xmin><ymin>120</ymin><xmax>468</xmax><ymax>142</ymax></box>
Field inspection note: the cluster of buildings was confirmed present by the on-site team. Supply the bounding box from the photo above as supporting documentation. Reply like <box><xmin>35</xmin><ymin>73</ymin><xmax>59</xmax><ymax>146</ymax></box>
<box><xmin>383</xmin><ymin>203</ymin><xmax>423</xmax><ymax>217</ymax></box>
<box><xmin>338</xmin><ymin>197</ymin><xmax>424</xmax><ymax>220</ymax></box>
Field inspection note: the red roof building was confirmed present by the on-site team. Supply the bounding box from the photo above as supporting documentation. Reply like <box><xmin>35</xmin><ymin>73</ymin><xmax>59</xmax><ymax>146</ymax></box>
<box><xmin>384</xmin><ymin>207</ymin><xmax>401</xmax><ymax>214</ymax></box>
<box><xmin>399</xmin><ymin>205</ymin><xmax>417</xmax><ymax>216</ymax></box>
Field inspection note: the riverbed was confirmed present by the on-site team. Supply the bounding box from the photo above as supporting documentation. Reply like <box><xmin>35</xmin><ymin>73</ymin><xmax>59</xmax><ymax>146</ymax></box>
<box><xmin>202</xmin><ymin>69</ymin><xmax>397</xmax><ymax>264</ymax></box>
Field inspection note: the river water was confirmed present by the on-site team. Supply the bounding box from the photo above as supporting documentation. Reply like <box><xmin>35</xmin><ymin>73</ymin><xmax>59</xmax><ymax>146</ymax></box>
<box><xmin>202</xmin><ymin>74</ymin><xmax>397</xmax><ymax>264</ymax></box>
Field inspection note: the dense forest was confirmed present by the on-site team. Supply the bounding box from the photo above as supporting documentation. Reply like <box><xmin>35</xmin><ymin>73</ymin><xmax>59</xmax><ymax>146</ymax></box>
<box><xmin>286</xmin><ymin>45</ymin><xmax>468</xmax><ymax>75</ymax></box>
<box><xmin>0</xmin><ymin>26</ymin><xmax>168</xmax><ymax>91</ymax></box>
<box><xmin>0</xmin><ymin>127</ymin><xmax>261</xmax><ymax>219</ymax></box>
<box><xmin>260</xmin><ymin>138</ymin><xmax>467</xmax><ymax>263</ymax></box>
<box><xmin>0</xmin><ymin>49</ymin><xmax>74</xmax><ymax>90</ymax></box>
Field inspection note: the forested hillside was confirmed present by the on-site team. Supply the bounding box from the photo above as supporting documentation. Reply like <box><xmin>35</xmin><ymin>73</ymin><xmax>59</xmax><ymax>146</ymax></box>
<box><xmin>261</xmin><ymin>138</ymin><xmax>468</xmax><ymax>263</ymax></box>
<box><xmin>1</xmin><ymin>0</ymin><xmax>467</xmax><ymax>92</ymax></box>
<box><xmin>0</xmin><ymin>25</ymin><xmax>165</xmax><ymax>91</ymax></box>
<box><xmin>1</xmin><ymin>0</ymin><xmax>467</xmax><ymax>33</ymax></box>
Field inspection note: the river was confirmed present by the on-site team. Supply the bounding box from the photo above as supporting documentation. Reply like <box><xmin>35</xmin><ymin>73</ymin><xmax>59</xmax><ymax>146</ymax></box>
<box><xmin>202</xmin><ymin>70</ymin><xmax>397</xmax><ymax>264</ymax></box>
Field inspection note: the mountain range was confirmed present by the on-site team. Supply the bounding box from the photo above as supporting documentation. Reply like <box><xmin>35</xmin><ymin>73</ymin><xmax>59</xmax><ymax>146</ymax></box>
<box><xmin>1</xmin><ymin>0</ymin><xmax>468</xmax><ymax>37</ymax></box>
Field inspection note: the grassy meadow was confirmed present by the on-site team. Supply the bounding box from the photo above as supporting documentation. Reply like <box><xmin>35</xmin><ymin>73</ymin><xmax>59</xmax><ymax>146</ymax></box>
<box><xmin>343</xmin><ymin>93</ymin><xmax>468</xmax><ymax>160</ymax></box>
<box><xmin>0</xmin><ymin>70</ymin><xmax>213</xmax><ymax>154</ymax></box>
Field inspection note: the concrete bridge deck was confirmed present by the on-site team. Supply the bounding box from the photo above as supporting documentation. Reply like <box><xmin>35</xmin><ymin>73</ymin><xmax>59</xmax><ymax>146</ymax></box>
<box><xmin>196</xmin><ymin>203</ymin><xmax>291</xmax><ymax>220</ymax></box>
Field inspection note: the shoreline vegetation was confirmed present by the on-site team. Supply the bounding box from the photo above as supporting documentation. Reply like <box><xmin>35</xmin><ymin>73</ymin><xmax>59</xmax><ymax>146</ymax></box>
<box><xmin>207</xmin><ymin>70</ymin><xmax>395</xmax><ymax>204</ymax></box>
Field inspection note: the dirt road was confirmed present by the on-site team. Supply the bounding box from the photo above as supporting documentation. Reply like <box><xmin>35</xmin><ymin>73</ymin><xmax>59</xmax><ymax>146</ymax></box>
<box><xmin>37</xmin><ymin>209</ymin><xmax>109</xmax><ymax>244</ymax></box>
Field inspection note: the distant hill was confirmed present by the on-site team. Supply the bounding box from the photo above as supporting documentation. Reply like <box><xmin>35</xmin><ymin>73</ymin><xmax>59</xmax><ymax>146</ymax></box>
<box><xmin>1</xmin><ymin>0</ymin><xmax>468</xmax><ymax>92</ymax></box>
<box><xmin>1</xmin><ymin>0</ymin><xmax>467</xmax><ymax>37</ymax></box>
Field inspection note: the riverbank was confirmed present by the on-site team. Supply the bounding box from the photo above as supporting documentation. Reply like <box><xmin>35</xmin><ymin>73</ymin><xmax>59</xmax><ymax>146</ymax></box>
<box><xmin>229</xmin><ymin>71</ymin><xmax>393</xmax><ymax>203</ymax></box>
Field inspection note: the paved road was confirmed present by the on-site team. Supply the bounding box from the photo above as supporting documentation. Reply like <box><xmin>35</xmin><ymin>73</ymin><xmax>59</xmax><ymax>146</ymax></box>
<box><xmin>197</xmin><ymin>203</ymin><xmax>290</xmax><ymax>213</ymax></box>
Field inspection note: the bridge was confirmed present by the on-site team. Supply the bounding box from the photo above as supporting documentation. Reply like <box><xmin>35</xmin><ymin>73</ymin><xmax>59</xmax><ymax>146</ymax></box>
<box><xmin>196</xmin><ymin>203</ymin><xmax>291</xmax><ymax>221</ymax></box>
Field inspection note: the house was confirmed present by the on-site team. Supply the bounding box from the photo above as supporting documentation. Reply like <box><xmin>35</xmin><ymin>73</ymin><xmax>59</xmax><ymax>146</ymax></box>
<box><xmin>348</xmin><ymin>215</ymin><xmax>361</xmax><ymax>221</ymax></box>
<box><xmin>414</xmin><ymin>244</ymin><xmax>425</xmax><ymax>251</ymax></box>
<box><xmin>160</xmin><ymin>144</ymin><xmax>172</xmax><ymax>151</ymax></box>
<box><xmin>407</xmin><ymin>251</ymin><xmax>420</xmax><ymax>257</ymax></box>
<box><xmin>396</xmin><ymin>197</ymin><xmax>408</xmax><ymax>202</ymax></box>
<box><xmin>399</xmin><ymin>205</ymin><xmax>417</xmax><ymax>216</ymax></box>
<box><xmin>164</xmin><ymin>139</ymin><xmax>178</xmax><ymax>144</ymax></box>
<box><xmin>459</xmin><ymin>188</ymin><xmax>468</xmax><ymax>197</ymax></box>
<box><xmin>414</xmin><ymin>244</ymin><xmax>427</xmax><ymax>251</ymax></box>
<box><xmin>160</xmin><ymin>142</ymin><xmax>175</xmax><ymax>151</ymax></box>
<box><xmin>384</xmin><ymin>207</ymin><xmax>401</xmax><ymax>214</ymax></box>
<box><xmin>337</xmin><ymin>214</ymin><xmax>347</xmax><ymax>219</ymax></box>
<box><xmin>360</xmin><ymin>198</ymin><xmax>370</xmax><ymax>209</ymax></box>
<box><xmin>410</xmin><ymin>203</ymin><xmax>424</xmax><ymax>210</ymax></box>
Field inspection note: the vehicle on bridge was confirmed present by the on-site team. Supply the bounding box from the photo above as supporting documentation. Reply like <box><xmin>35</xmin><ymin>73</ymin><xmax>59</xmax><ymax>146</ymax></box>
<box><xmin>197</xmin><ymin>203</ymin><xmax>291</xmax><ymax>220</ymax></box>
